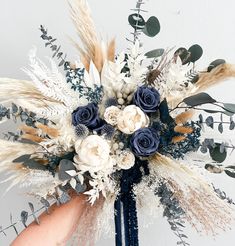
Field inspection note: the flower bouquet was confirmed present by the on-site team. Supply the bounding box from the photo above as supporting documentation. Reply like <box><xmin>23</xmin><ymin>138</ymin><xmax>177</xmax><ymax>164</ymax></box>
<box><xmin>1</xmin><ymin>0</ymin><xmax>235</xmax><ymax>245</ymax></box>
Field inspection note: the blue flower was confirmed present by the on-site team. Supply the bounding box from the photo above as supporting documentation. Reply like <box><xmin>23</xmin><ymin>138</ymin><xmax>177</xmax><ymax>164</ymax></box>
<box><xmin>130</xmin><ymin>128</ymin><xmax>160</xmax><ymax>157</ymax></box>
<box><xmin>133</xmin><ymin>86</ymin><xmax>160</xmax><ymax>113</ymax></box>
<box><xmin>72</xmin><ymin>103</ymin><xmax>100</xmax><ymax>130</ymax></box>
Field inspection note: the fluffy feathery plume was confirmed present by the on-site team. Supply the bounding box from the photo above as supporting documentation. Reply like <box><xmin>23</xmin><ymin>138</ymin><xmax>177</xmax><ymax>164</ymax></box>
<box><xmin>68</xmin><ymin>0</ymin><xmax>115</xmax><ymax>72</ymax></box>
<box><xmin>0</xmin><ymin>140</ymin><xmax>38</xmax><ymax>172</ymax></box>
<box><xmin>68</xmin><ymin>196</ymin><xmax>115</xmax><ymax>246</ymax></box>
<box><xmin>149</xmin><ymin>154</ymin><xmax>234</xmax><ymax>235</ymax></box>
<box><xmin>196</xmin><ymin>63</ymin><xmax>235</xmax><ymax>92</ymax></box>
<box><xmin>107</xmin><ymin>39</ymin><xmax>116</xmax><ymax>62</ymax></box>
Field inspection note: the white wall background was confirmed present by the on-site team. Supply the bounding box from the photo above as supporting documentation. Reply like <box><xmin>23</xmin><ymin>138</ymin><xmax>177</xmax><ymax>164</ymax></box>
<box><xmin>0</xmin><ymin>0</ymin><xmax>235</xmax><ymax>245</ymax></box>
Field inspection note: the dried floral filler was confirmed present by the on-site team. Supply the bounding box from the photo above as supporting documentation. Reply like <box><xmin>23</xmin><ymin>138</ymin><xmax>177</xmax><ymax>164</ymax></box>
<box><xmin>1</xmin><ymin>0</ymin><xmax>235</xmax><ymax>245</ymax></box>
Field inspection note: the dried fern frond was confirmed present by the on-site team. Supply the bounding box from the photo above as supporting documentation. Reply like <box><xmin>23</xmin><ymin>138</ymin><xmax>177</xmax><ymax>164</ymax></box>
<box><xmin>175</xmin><ymin>110</ymin><xmax>194</xmax><ymax>125</ymax></box>
<box><xmin>196</xmin><ymin>63</ymin><xmax>235</xmax><ymax>91</ymax></box>
<box><xmin>149</xmin><ymin>154</ymin><xmax>234</xmax><ymax>235</ymax></box>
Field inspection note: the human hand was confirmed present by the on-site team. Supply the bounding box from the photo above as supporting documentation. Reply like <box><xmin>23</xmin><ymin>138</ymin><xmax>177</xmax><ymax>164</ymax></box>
<box><xmin>11</xmin><ymin>194</ymin><xmax>87</xmax><ymax>246</ymax></box>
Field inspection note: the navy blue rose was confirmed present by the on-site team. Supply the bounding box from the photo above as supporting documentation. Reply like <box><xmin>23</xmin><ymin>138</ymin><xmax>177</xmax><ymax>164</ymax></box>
<box><xmin>72</xmin><ymin>103</ymin><xmax>100</xmax><ymax>130</ymax></box>
<box><xmin>133</xmin><ymin>86</ymin><xmax>160</xmax><ymax>113</ymax></box>
<box><xmin>130</xmin><ymin>127</ymin><xmax>160</xmax><ymax>157</ymax></box>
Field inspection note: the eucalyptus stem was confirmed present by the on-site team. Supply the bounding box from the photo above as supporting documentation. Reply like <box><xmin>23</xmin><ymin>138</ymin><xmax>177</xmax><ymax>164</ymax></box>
<box><xmin>0</xmin><ymin>206</ymin><xmax>47</xmax><ymax>236</ymax></box>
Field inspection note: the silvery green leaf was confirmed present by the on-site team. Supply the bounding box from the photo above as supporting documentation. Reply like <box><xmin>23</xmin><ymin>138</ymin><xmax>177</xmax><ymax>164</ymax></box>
<box><xmin>75</xmin><ymin>183</ymin><xmax>87</xmax><ymax>194</ymax></box>
<box><xmin>183</xmin><ymin>93</ymin><xmax>216</xmax><ymax>107</ymax></box>
<box><xmin>200</xmin><ymin>144</ymin><xmax>208</xmax><ymax>154</ymax></box>
<box><xmin>223</xmin><ymin>103</ymin><xmax>235</xmax><ymax>115</ymax></box>
<box><xmin>145</xmin><ymin>48</ymin><xmax>164</xmax><ymax>58</ymax></box>
<box><xmin>58</xmin><ymin>159</ymin><xmax>75</xmax><ymax>181</ymax></box>
<box><xmin>230</xmin><ymin>121</ymin><xmax>235</xmax><ymax>130</ymax></box>
<box><xmin>209</xmin><ymin>143</ymin><xmax>227</xmax><ymax>163</ymax></box>
<box><xmin>28</xmin><ymin>202</ymin><xmax>40</xmax><ymax>225</ymax></box>
<box><xmin>21</xmin><ymin>211</ymin><xmax>28</xmax><ymax>228</ymax></box>
<box><xmin>218</xmin><ymin>123</ymin><xmax>223</xmax><ymax>133</ymax></box>
<box><xmin>204</xmin><ymin>138</ymin><xmax>215</xmax><ymax>147</ymax></box>
<box><xmin>40</xmin><ymin>197</ymin><xmax>50</xmax><ymax>214</ymax></box>
<box><xmin>207</xmin><ymin>59</ymin><xmax>226</xmax><ymax>72</ymax></box>
<box><xmin>142</xmin><ymin>16</ymin><xmax>161</xmax><ymax>37</ymax></box>
<box><xmin>11</xmin><ymin>103</ymin><xmax>18</xmax><ymax>114</ymax></box>
<box><xmin>59</xmin><ymin>192</ymin><xmax>71</xmax><ymax>204</ymax></box>
<box><xmin>13</xmin><ymin>155</ymin><xmax>31</xmax><ymax>163</ymax></box>
<box><xmin>198</xmin><ymin>114</ymin><xmax>203</xmax><ymax>123</ymax></box>
<box><xmin>205</xmin><ymin>116</ymin><xmax>214</xmax><ymax>129</ymax></box>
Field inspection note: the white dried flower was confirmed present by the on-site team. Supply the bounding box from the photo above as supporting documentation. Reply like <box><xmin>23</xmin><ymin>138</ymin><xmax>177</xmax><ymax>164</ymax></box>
<box><xmin>117</xmin><ymin>105</ymin><xmax>149</xmax><ymax>134</ymax></box>
<box><xmin>116</xmin><ymin>150</ymin><xmax>135</xmax><ymax>170</ymax></box>
<box><xmin>74</xmin><ymin>135</ymin><xmax>114</xmax><ymax>172</ymax></box>
<box><xmin>104</xmin><ymin>106</ymin><xmax>121</xmax><ymax>126</ymax></box>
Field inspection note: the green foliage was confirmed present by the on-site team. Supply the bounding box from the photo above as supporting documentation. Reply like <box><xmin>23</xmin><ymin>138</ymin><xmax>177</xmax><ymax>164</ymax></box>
<box><xmin>209</xmin><ymin>143</ymin><xmax>227</xmax><ymax>163</ymax></box>
<box><xmin>145</xmin><ymin>48</ymin><xmax>164</xmax><ymax>58</ymax></box>
<box><xmin>207</xmin><ymin>59</ymin><xmax>226</xmax><ymax>72</ymax></box>
<box><xmin>183</xmin><ymin>93</ymin><xmax>216</xmax><ymax>107</ymax></box>
<box><xmin>142</xmin><ymin>16</ymin><xmax>160</xmax><ymax>37</ymax></box>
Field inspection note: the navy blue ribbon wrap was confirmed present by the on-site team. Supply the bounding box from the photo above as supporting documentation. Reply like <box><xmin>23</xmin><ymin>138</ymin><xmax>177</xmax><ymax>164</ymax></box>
<box><xmin>114</xmin><ymin>159</ymin><xmax>149</xmax><ymax>246</ymax></box>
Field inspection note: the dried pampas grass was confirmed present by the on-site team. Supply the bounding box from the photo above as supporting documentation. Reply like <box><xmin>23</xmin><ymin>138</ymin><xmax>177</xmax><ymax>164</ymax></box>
<box><xmin>149</xmin><ymin>154</ymin><xmax>234</xmax><ymax>235</ymax></box>
<box><xmin>68</xmin><ymin>0</ymin><xmax>115</xmax><ymax>72</ymax></box>
<box><xmin>196</xmin><ymin>63</ymin><xmax>235</xmax><ymax>92</ymax></box>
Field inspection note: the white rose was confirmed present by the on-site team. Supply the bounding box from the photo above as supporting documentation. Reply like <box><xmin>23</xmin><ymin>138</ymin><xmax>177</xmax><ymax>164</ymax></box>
<box><xmin>75</xmin><ymin>135</ymin><xmax>112</xmax><ymax>172</ymax></box>
<box><xmin>104</xmin><ymin>106</ymin><xmax>121</xmax><ymax>126</ymax></box>
<box><xmin>117</xmin><ymin>105</ymin><xmax>149</xmax><ymax>134</ymax></box>
<box><xmin>116</xmin><ymin>150</ymin><xmax>135</xmax><ymax>170</ymax></box>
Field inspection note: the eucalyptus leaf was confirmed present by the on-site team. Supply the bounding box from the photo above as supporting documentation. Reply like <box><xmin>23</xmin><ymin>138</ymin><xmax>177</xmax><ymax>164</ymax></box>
<box><xmin>188</xmin><ymin>44</ymin><xmax>203</xmax><ymax>63</ymax></box>
<box><xmin>58</xmin><ymin>159</ymin><xmax>76</xmax><ymax>181</ymax></box>
<box><xmin>174</xmin><ymin>47</ymin><xmax>190</xmax><ymax>65</ymax></box>
<box><xmin>23</xmin><ymin>159</ymin><xmax>47</xmax><ymax>171</ymax></box>
<box><xmin>225</xmin><ymin>170</ymin><xmax>235</xmax><ymax>178</ymax></box>
<box><xmin>59</xmin><ymin>192</ymin><xmax>71</xmax><ymax>204</ymax></box>
<box><xmin>209</xmin><ymin>143</ymin><xmax>227</xmax><ymax>163</ymax></box>
<box><xmin>21</xmin><ymin>211</ymin><xmax>28</xmax><ymax>228</ymax></box>
<box><xmin>142</xmin><ymin>16</ymin><xmax>160</xmax><ymax>37</ymax></box>
<box><xmin>28</xmin><ymin>202</ymin><xmax>40</xmax><ymax>225</ymax></box>
<box><xmin>128</xmin><ymin>13</ymin><xmax>145</xmax><ymax>29</ymax></box>
<box><xmin>222</xmin><ymin>103</ymin><xmax>235</xmax><ymax>115</ymax></box>
<box><xmin>205</xmin><ymin>116</ymin><xmax>214</xmax><ymax>129</ymax></box>
<box><xmin>207</xmin><ymin>59</ymin><xmax>226</xmax><ymax>72</ymax></box>
<box><xmin>145</xmin><ymin>48</ymin><xmax>164</xmax><ymax>58</ymax></box>
<box><xmin>230</xmin><ymin>121</ymin><xmax>235</xmax><ymax>130</ymax></box>
<box><xmin>198</xmin><ymin>114</ymin><xmax>203</xmax><ymax>123</ymax></box>
<box><xmin>13</xmin><ymin>155</ymin><xmax>31</xmax><ymax>163</ymax></box>
<box><xmin>183</xmin><ymin>92</ymin><xmax>216</xmax><ymax>107</ymax></box>
<box><xmin>218</xmin><ymin>123</ymin><xmax>223</xmax><ymax>133</ymax></box>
